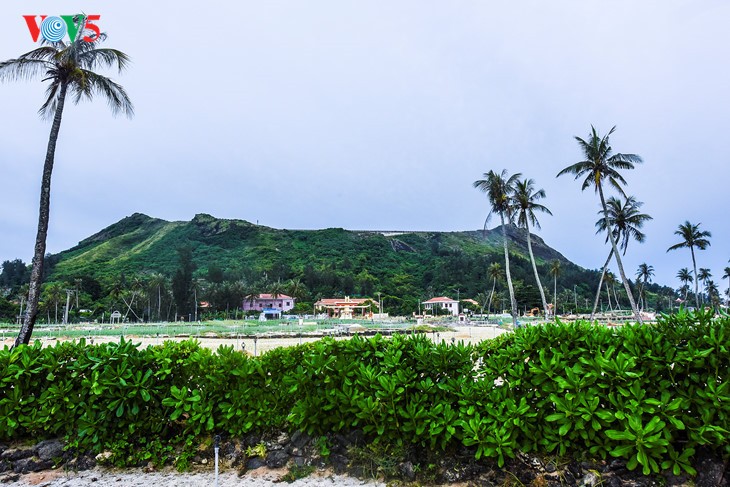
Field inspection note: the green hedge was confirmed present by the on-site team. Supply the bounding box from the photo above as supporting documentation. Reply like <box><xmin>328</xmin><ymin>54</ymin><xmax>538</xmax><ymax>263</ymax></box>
<box><xmin>1</xmin><ymin>309</ymin><xmax>728</xmax><ymax>475</ymax></box>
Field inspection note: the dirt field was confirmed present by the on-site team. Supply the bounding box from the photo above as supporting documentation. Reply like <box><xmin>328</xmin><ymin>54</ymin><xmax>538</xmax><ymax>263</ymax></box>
<box><xmin>0</xmin><ymin>325</ymin><xmax>507</xmax><ymax>353</ymax></box>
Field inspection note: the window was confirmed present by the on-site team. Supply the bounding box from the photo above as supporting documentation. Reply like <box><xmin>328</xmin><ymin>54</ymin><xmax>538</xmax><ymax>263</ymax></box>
<box><xmin>286</xmin><ymin>302</ymin><xmax>291</xmax><ymax>306</ymax></box>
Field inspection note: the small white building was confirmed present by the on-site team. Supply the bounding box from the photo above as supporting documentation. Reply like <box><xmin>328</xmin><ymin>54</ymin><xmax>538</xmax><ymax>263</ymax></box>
<box><xmin>422</xmin><ymin>296</ymin><xmax>460</xmax><ymax>316</ymax></box>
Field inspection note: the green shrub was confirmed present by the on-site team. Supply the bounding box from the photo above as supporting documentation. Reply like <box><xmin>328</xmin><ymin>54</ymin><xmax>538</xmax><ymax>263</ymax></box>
<box><xmin>0</xmin><ymin>310</ymin><xmax>727</xmax><ymax>475</ymax></box>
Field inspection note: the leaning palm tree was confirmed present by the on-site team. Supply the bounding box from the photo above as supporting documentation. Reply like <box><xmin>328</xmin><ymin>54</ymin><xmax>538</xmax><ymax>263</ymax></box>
<box><xmin>549</xmin><ymin>260</ymin><xmax>561</xmax><ymax>318</ymax></box>
<box><xmin>635</xmin><ymin>263</ymin><xmax>654</xmax><ymax>312</ymax></box>
<box><xmin>474</xmin><ymin>170</ymin><xmax>521</xmax><ymax>327</ymax></box>
<box><xmin>676</xmin><ymin>268</ymin><xmax>693</xmax><ymax>304</ymax></box>
<box><xmin>667</xmin><ymin>221</ymin><xmax>711</xmax><ymax>309</ymax></box>
<box><xmin>1</xmin><ymin>17</ymin><xmax>133</xmax><ymax>346</ymax></box>
<box><xmin>590</xmin><ymin>195</ymin><xmax>651</xmax><ymax>320</ymax></box>
<box><xmin>513</xmin><ymin>178</ymin><xmax>552</xmax><ymax>318</ymax></box>
<box><xmin>558</xmin><ymin>126</ymin><xmax>643</xmax><ymax>324</ymax></box>
<box><xmin>486</xmin><ymin>262</ymin><xmax>502</xmax><ymax>318</ymax></box>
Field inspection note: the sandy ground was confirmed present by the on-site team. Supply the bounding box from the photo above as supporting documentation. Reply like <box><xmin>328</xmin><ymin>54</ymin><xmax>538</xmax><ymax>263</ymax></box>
<box><xmin>10</xmin><ymin>466</ymin><xmax>384</xmax><ymax>486</ymax></box>
<box><xmin>0</xmin><ymin>325</ymin><xmax>507</xmax><ymax>353</ymax></box>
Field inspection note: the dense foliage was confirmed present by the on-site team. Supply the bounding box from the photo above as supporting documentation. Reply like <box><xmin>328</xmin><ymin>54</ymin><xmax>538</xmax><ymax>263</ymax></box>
<box><xmin>1</xmin><ymin>310</ymin><xmax>727</xmax><ymax>475</ymax></box>
<box><xmin>0</xmin><ymin>213</ymin><xmax>677</xmax><ymax>323</ymax></box>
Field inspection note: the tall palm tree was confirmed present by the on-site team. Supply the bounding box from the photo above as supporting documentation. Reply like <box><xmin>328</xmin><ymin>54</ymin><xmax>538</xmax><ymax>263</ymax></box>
<box><xmin>486</xmin><ymin>262</ymin><xmax>502</xmax><ymax>318</ymax></box>
<box><xmin>558</xmin><ymin>126</ymin><xmax>644</xmax><ymax>324</ymax></box>
<box><xmin>697</xmin><ymin>268</ymin><xmax>712</xmax><ymax>307</ymax></box>
<box><xmin>513</xmin><ymin>178</ymin><xmax>552</xmax><ymax>317</ymax></box>
<box><xmin>667</xmin><ymin>221</ymin><xmax>711</xmax><ymax>309</ymax></box>
<box><xmin>604</xmin><ymin>271</ymin><xmax>617</xmax><ymax>311</ymax></box>
<box><xmin>147</xmin><ymin>273</ymin><xmax>167</xmax><ymax>322</ymax></box>
<box><xmin>723</xmin><ymin>266</ymin><xmax>730</xmax><ymax>307</ymax></box>
<box><xmin>590</xmin><ymin>195</ymin><xmax>651</xmax><ymax>320</ymax></box>
<box><xmin>549</xmin><ymin>260</ymin><xmax>561</xmax><ymax>318</ymax></box>
<box><xmin>1</xmin><ymin>18</ymin><xmax>133</xmax><ymax>346</ymax></box>
<box><xmin>676</xmin><ymin>268</ymin><xmax>693</xmax><ymax>304</ymax></box>
<box><xmin>635</xmin><ymin>263</ymin><xmax>654</xmax><ymax>312</ymax></box>
<box><xmin>43</xmin><ymin>283</ymin><xmax>64</xmax><ymax>324</ymax></box>
<box><xmin>474</xmin><ymin>170</ymin><xmax>521</xmax><ymax>327</ymax></box>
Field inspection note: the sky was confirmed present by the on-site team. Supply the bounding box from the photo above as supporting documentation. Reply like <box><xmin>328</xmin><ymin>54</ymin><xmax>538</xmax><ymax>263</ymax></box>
<box><xmin>1</xmin><ymin>1</ymin><xmax>728</xmax><ymax>292</ymax></box>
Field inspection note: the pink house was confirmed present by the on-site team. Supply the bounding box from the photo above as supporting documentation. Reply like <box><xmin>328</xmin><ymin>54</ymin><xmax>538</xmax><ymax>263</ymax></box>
<box><xmin>243</xmin><ymin>294</ymin><xmax>295</xmax><ymax>313</ymax></box>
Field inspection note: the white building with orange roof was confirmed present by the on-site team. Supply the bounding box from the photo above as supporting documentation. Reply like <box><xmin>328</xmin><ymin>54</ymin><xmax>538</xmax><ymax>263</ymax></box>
<box><xmin>314</xmin><ymin>296</ymin><xmax>374</xmax><ymax>319</ymax></box>
<box><xmin>422</xmin><ymin>296</ymin><xmax>460</xmax><ymax>316</ymax></box>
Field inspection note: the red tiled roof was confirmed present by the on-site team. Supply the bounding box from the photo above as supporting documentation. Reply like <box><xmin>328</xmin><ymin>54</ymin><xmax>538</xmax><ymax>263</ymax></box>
<box><xmin>315</xmin><ymin>297</ymin><xmax>373</xmax><ymax>306</ymax></box>
<box><xmin>422</xmin><ymin>296</ymin><xmax>457</xmax><ymax>304</ymax></box>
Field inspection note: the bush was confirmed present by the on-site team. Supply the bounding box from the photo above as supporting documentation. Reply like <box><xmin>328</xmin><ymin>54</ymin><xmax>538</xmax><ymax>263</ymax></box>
<box><xmin>0</xmin><ymin>310</ymin><xmax>727</xmax><ymax>475</ymax></box>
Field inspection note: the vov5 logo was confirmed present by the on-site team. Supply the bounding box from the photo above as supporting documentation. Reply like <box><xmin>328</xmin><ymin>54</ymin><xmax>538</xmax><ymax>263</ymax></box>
<box><xmin>23</xmin><ymin>14</ymin><xmax>101</xmax><ymax>43</ymax></box>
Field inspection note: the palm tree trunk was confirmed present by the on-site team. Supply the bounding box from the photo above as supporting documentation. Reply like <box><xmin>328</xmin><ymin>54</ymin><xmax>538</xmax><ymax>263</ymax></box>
<box><xmin>501</xmin><ymin>217</ymin><xmax>518</xmax><ymax>327</ymax></box>
<box><xmin>690</xmin><ymin>247</ymin><xmax>699</xmax><ymax>309</ymax></box>
<box><xmin>525</xmin><ymin>225</ymin><xmax>549</xmax><ymax>318</ymax></box>
<box><xmin>598</xmin><ymin>184</ymin><xmax>642</xmax><ymax>324</ymax></box>
<box><xmin>487</xmin><ymin>278</ymin><xmax>496</xmax><ymax>319</ymax></box>
<box><xmin>553</xmin><ymin>275</ymin><xmax>557</xmax><ymax>319</ymax></box>
<box><xmin>605</xmin><ymin>281</ymin><xmax>612</xmax><ymax>311</ymax></box>
<box><xmin>590</xmin><ymin>249</ymin><xmax>613</xmax><ymax>321</ymax></box>
<box><xmin>15</xmin><ymin>82</ymin><xmax>68</xmax><ymax>347</ymax></box>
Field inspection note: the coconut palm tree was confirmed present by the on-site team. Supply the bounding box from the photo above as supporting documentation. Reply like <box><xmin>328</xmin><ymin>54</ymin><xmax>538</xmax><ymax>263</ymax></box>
<box><xmin>635</xmin><ymin>263</ymin><xmax>654</xmax><ymax>312</ymax></box>
<box><xmin>697</xmin><ymin>268</ymin><xmax>712</xmax><ymax>307</ymax></box>
<box><xmin>1</xmin><ymin>18</ymin><xmax>133</xmax><ymax>346</ymax></box>
<box><xmin>147</xmin><ymin>273</ymin><xmax>167</xmax><ymax>322</ymax></box>
<box><xmin>676</xmin><ymin>268</ymin><xmax>693</xmax><ymax>304</ymax></box>
<box><xmin>590</xmin><ymin>196</ymin><xmax>652</xmax><ymax>320</ymax></box>
<box><xmin>558</xmin><ymin>126</ymin><xmax>644</xmax><ymax>324</ymax></box>
<box><xmin>604</xmin><ymin>271</ymin><xmax>617</xmax><ymax>311</ymax></box>
<box><xmin>486</xmin><ymin>262</ymin><xmax>502</xmax><ymax>318</ymax></box>
<box><xmin>549</xmin><ymin>260</ymin><xmax>561</xmax><ymax>318</ymax></box>
<box><xmin>513</xmin><ymin>178</ymin><xmax>552</xmax><ymax>317</ymax></box>
<box><xmin>42</xmin><ymin>283</ymin><xmax>64</xmax><ymax>324</ymax></box>
<box><xmin>705</xmin><ymin>280</ymin><xmax>721</xmax><ymax>311</ymax></box>
<box><xmin>474</xmin><ymin>170</ymin><xmax>520</xmax><ymax>327</ymax></box>
<box><xmin>667</xmin><ymin>221</ymin><xmax>711</xmax><ymax>309</ymax></box>
<box><xmin>723</xmin><ymin>266</ymin><xmax>730</xmax><ymax>307</ymax></box>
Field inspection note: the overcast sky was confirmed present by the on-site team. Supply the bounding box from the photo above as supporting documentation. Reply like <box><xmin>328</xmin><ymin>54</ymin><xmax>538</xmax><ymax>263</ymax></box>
<box><xmin>1</xmin><ymin>1</ymin><xmax>728</xmax><ymax>291</ymax></box>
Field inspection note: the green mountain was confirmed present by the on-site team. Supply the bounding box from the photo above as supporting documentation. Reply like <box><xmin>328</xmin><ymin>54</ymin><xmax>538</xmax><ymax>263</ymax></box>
<box><xmin>41</xmin><ymin>212</ymin><xmax>601</xmax><ymax>315</ymax></box>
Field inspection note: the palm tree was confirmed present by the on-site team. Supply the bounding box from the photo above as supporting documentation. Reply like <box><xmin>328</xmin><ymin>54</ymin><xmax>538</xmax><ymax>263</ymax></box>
<box><xmin>513</xmin><ymin>178</ymin><xmax>552</xmax><ymax>317</ymax></box>
<box><xmin>604</xmin><ymin>271</ymin><xmax>617</xmax><ymax>311</ymax></box>
<box><xmin>147</xmin><ymin>273</ymin><xmax>167</xmax><ymax>322</ymax></box>
<box><xmin>42</xmin><ymin>283</ymin><xmax>64</xmax><ymax>324</ymax></box>
<box><xmin>635</xmin><ymin>263</ymin><xmax>654</xmax><ymax>312</ymax></box>
<box><xmin>723</xmin><ymin>266</ymin><xmax>730</xmax><ymax>307</ymax></box>
<box><xmin>676</xmin><ymin>268</ymin><xmax>693</xmax><ymax>304</ymax></box>
<box><xmin>474</xmin><ymin>170</ymin><xmax>521</xmax><ymax>327</ymax></box>
<box><xmin>705</xmin><ymin>280</ymin><xmax>721</xmax><ymax>311</ymax></box>
<box><xmin>667</xmin><ymin>221</ymin><xmax>711</xmax><ymax>309</ymax></box>
<box><xmin>590</xmin><ymin>196</ymin><xmax>652</xmax><ymax>320</ymax></box>
<box><xmin>549</xmin><ymin>260</ymin><xmax>561</xmax><ymax>318</ymax></box>
<box><xmin>1</xmin><ymin>18</ymin><xmax>133</xmax><ymax>346</ymax></box>
<box><xmin>558</xmin><ymin>126</ymin><xmax>644</xmax><ymax>324</ymax></box>
<box><xmin>697</xmin><ymin>268</ymin><xmax>713</xmax><ymax>306</ymax></box>
<box><xmin>486</xmin><ymin>262</ymin><xmax>502</xmax><ymax>318</ymax></box>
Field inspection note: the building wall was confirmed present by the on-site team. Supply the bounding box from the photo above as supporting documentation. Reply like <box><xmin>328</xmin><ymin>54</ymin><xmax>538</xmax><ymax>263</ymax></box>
<box><xmin>242</xmin><ymin>298</ymin><xmax>295</xmax><ymax>312</ymax></box>
<box><xmin>424</xmin><ymin>301</ymin><xmax>459</xmax><ymax>316</ymax></box>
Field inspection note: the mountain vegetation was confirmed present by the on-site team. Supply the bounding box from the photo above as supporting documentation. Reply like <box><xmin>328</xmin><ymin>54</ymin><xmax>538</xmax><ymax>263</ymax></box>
<box><xmin>0</xmin><ymin>212</ymin><xmax>678</xmax><ymax>323</ymax></box>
